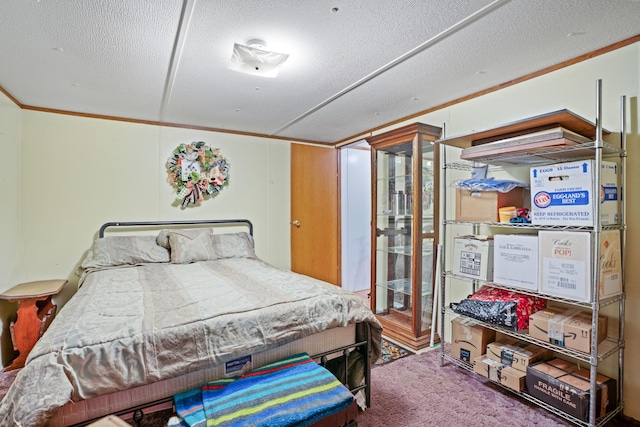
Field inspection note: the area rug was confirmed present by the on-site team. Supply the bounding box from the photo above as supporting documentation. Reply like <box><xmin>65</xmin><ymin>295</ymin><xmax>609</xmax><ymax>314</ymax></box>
<box><xmin>375</xmin><ymin>338</ymin><xmax>414</xmax><ymax>366</ymax></box>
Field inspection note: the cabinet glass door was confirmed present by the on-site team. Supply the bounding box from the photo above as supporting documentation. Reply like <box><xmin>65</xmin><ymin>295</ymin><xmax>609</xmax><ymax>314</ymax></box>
<box><xmin>374</xmin><ymin>140</ymin><xmax>415</xmax><ymax>323</ymax></box>
<box><xmin>420</xmin><ymin>143</ymin><xmax>436</xmax><ymax>331</ymax></box>
<box><xmin>422</xmin><ymin>144</ymin><xmax>435</xmax><ymax>234</ymax></box>
<box><xmin>373</xmin><ymin>141</ymin><xmax>437</xmax><ymax>333</ymax></box>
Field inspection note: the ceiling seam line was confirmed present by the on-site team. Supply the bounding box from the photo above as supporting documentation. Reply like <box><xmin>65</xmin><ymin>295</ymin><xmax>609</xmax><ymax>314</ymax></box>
<box><xmin>269</xmin><ymin>0</ymin><xmax>511</xmax><ymax>137</ymax></box>
<box><xmin>159</xmin><ymin>0</ymin><xmax>197</xmax><ymax>122</ymax></box>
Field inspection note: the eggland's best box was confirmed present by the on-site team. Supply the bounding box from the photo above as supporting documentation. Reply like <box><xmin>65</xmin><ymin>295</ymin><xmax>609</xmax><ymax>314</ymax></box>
<box><xmin>530</xmin><ymin>160</ymin><xmax>619</xmax><ymax>226</ymax></box>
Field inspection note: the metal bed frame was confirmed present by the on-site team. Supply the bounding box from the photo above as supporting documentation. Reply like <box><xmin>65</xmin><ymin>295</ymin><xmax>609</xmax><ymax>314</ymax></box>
<box><xmin>99</xmin><ymin>218</ymin><xmax>254</xmax><ymax>238</ymax></box>
<box><xmin>70</xmin><ymin>219</ymin><xmax>372</xmax><ymax>426</ymax></box>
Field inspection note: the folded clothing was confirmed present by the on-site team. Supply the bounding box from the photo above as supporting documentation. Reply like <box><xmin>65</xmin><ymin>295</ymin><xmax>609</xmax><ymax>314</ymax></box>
<box><xmin>174</xmin><ymin>353</ymin><xmax>354</xmax><ymax>427</ymax></box>
<box><xmin>454</xmin><ymin>178</ymin><xmax>528</xmax><ymax>193</ymax></box>
<box><xmin>453</xmin><ymin>286</ymin><xmax>547</xmax><ymax>330</ymax></box>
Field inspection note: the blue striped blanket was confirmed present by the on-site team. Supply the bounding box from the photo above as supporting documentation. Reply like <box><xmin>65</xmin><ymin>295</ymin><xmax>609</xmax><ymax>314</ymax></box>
<box><xmin>174</xmin><ymin>353</ymin><xmax>354</xmax><ymax>427</ymax></box>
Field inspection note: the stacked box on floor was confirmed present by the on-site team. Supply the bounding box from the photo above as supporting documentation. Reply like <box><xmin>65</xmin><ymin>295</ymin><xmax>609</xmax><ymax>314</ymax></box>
<box><xmin>486</xmin><ymin>339</ymin><xmax>552</xmax><ymax>372</ymax></box>
<box><xmin>473</xmin><ymin>355</ymin><xmax>502</xmax><ymax>382</ymax></box>
<box><xmin>498</xmin><ymin>366</ymin><xmax>527</xmax><ymax>392</ymax></box>
<box><xmin>526</xmin><ymin>358</ymin><xmax>617</xmax><ymax>422</ymax></box>
<box><xmin>472</xmin><ymin>338</ymin><xmax>551</xmax><ymax>392</ymax></box>
<box><xmin>472</xmin><ymin>355</ymin><xmax>527</xmax><ymax>392</ymax></box>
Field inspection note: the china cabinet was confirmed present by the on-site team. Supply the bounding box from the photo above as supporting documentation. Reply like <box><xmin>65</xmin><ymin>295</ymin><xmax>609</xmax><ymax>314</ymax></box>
<box><xmin>367</xmin><ymin>122</ymin><xmax>442</xmax><ymax>350</ymax></box>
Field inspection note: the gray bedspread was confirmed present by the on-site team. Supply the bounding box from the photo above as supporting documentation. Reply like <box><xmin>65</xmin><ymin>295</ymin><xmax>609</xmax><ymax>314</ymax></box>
<box><xmin>0</xmin><ymin>258</ymin><xmax>382</xmax><ymax>427</ymax></box>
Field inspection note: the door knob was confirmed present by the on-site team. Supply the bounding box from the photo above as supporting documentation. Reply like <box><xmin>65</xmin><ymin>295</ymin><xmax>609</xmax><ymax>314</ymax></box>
<box><xmin>292</xmin><ymin>220</ymin><xmax>300</xmax><ymax>227</ymax></box>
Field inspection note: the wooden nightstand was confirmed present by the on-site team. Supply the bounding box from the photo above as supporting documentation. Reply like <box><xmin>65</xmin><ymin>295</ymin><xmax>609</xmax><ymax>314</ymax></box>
<box><xmin>0</xmin><ymin>279</ymin><xmax>67</xmax><ymax>371</ymax></box>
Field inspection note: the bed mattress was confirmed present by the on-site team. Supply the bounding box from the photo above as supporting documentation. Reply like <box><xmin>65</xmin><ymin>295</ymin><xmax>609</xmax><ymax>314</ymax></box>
<box><xmin>0</xmin><ymin>257</ymin><xmax>382</xmax><ymax>427</ymax></box>
<box><xmin>50</xmin><ymin>325</ymin><xmax>356</xmax><ymax>426</ymax></box>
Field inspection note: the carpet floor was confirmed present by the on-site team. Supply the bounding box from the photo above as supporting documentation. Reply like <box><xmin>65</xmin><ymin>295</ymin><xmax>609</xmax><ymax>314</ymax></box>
<box><xmin>359</xmin><ymin>348</ymin><xmax>634</xmax><ymax>427</ymax></box>
<box><xmin>123</xmin><ymin>345</ymin><xmax>637</xmax><ymax>427</ymax></box>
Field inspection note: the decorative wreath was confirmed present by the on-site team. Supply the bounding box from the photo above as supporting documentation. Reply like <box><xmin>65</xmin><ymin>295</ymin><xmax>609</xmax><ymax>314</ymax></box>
<box><xmin>167</xmin><ymin>141</ymin><xmax>230</xmax><ymax>208</ymax></box>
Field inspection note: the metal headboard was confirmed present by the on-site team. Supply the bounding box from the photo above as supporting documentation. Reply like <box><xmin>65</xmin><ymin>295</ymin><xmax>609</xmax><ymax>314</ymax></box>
<box><xmin>99</xmin><ymin>219</ymin><xmax>253</xmax><ymax>238</ymax></box>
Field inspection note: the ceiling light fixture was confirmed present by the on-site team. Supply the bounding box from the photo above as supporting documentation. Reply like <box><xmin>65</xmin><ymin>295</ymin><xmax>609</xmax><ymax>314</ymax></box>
<box><xmin>228</xmin><ymin>39</ymin><xmax>289</xmax><ymax>78</ymax></box>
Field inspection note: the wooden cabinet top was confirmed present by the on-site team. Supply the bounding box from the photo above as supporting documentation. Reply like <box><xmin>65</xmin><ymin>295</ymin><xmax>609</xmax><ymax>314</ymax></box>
<box><xmin>367</xmin><ymin>122</ymin><xmax>442</xmax><ymax>148</ymax></box>
<box><xmin>437</xmin><ymin>109</ymin><xmax>607</xmax><ymax>149</ymax></box>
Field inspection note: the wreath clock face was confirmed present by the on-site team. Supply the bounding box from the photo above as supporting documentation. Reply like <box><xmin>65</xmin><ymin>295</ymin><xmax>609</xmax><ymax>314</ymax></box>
<box><xmin>167</xmin><ymin>141</ymin><xmax>230</xmax><ymax>208</ymax></box>
<box><xmin>181</xmin><ymin>155</ymin><xmax>201</xmax><ymax>179</ymax></box>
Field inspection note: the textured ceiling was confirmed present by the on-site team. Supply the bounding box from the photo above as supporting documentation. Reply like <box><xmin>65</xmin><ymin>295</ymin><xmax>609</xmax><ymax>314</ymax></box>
<box><xmin>1</xmin><ymin>0</ymin><xmax>639</xmax><ymax>144</ymax></box>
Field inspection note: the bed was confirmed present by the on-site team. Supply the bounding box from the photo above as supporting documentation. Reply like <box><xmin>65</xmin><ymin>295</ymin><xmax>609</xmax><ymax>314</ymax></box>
<box><xmin>0</xmin><ymin>219</ymin><xmax>382</xmax><ymax>427</ymax></box>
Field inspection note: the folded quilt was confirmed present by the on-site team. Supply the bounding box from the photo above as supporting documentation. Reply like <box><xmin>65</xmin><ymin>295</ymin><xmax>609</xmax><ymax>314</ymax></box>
<box><xmin>175</xmin><ymin>353</ymin><xmax>354</xmax><ymax>427</ymax></box>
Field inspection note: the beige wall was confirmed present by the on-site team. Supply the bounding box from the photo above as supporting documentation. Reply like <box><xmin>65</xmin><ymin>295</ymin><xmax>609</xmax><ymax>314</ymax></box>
<box><xmin>18</xmin><ymin>112</ymin><xmax>292</xmax><ymax>295</ymax></box>
<box><xmin>388</xmin><ymin>42</ymin><xmax>639</xmax><ymax>419</ymax></box>
<box><xmin>0</xmin><ymin>92</ymin><xmax>22</xmax><ymax>364</ymax></box>
<box><xmin>0</xmin><ymin>93</ymin><xmax>21</xmax><ymax>286</ymax></box>
<box><xmin>0</xmin><ymin>110</ymin><xmax>292</xmax><ymax>365</ymax></box>
<box><xmin>624</xmin><ymin>44</ymin><xmax>640</xmax><ymax>420</ymax></box>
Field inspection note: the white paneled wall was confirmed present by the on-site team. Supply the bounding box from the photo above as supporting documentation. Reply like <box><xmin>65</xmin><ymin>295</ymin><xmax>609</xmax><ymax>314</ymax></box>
<box><xmin>340</xmin><ymin>145</ymin><xmax>371</xmax><ymax>292</ymax></box>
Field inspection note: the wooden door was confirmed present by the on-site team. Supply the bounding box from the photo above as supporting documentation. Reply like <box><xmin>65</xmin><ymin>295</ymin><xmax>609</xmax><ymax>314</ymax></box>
<box><xmin>291</xmin><ymin>143</ymin><xmax>339</xmax><ymax>285</ymax></box>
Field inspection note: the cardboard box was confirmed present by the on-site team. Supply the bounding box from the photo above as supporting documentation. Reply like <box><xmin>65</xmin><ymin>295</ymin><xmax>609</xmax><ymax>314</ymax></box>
<box><xmin>528</xmin><ymin>308</ymin><xmax>607</xmax><ymax>353</ymax></box>
<box><xmin>530</xmin><ymin>160</ymin><xmax>619</xmax><ymax>226</ymax></box>
<box><xmin>450</xmin><ymin>317</ymin><xmax>496</xmax><ymax>363</ymax></box>
<box><xmin>599</xmin><ymin>230</ymin><xmax>622</xmax><ymax>298</ymax></box>
<box><xmin>539</xmin><ymin>231</ymin><xmax>592</xmax><ymax>302</ymax></box>
<box><xmin>486</xmin><ymin>340</ymin><xmax>552</xmax><ymax>372</ymax></box>
<box><xmin>452</xmin><ymin>235</ymin><xmax>494</xmax><ymax>281</ymax></box>
<box><xmin>572</xmin><ymin>368</ymin><xmax>618</xmax><ymax>417</ymax></box>
<box><xmin>493</xmin><ymin>234</ymin><xmax>539</xmax><ymax>291</ymax></box>
<box><xmin>499</xmin><ymin>366</ymin><xmax>527</xmax><ymax>391</ymax></box>
<box><xmin>539</xmin><ymin>230</ymin><xmax>621</xmax><ymax>302</ymax></box>
<box><xmin>473</xmin><ymin>355</ymin><xmax>503</xmax><ymax>381</ymax></box>
<box><xmin>526</xmin><ymin>360</ymin><xmax>617</xmax><ymax>421</ymax></box>
<box><xmin>486</xmin><ymin>338</ymin><xmax>525</xmax><ymax>362</ymax></box>
<box><xmin>456</xmin><ymin>187</ymin><xmax>525</xmax><ymax>222</ymax></box>
<box><xmin>546</xmin><ymin>357</ymin><xmax>579</xmax><ymax>374</ymax></box>
<box><xmin>473</xmin><ymin>356</ymin><xmax>526</xmax><ymax>391</ymax></box>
